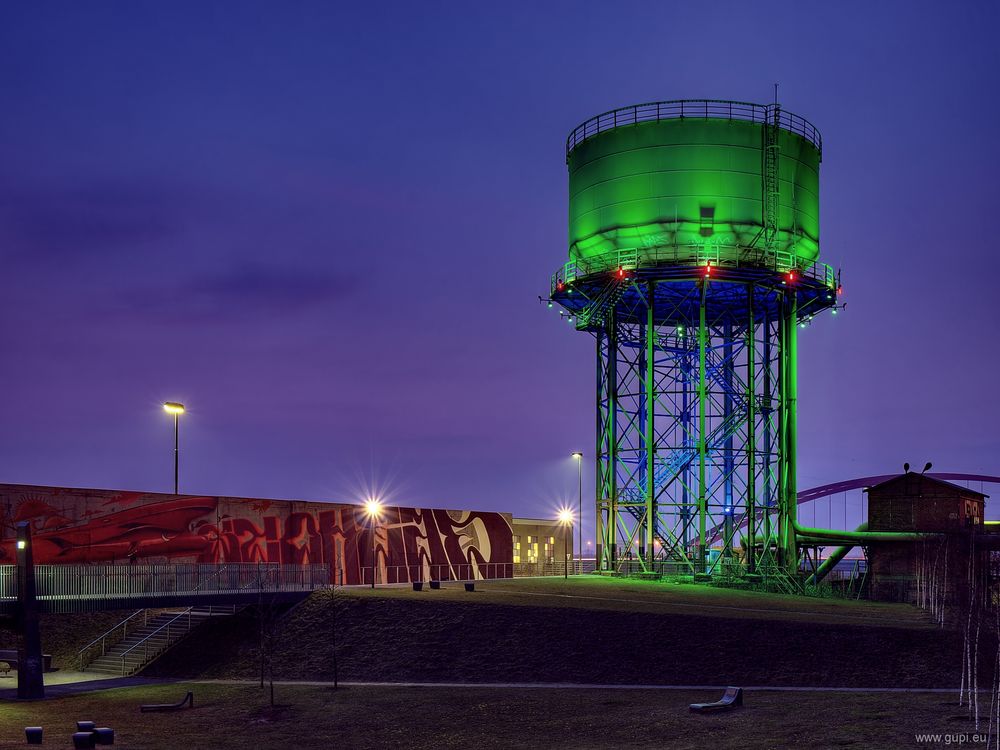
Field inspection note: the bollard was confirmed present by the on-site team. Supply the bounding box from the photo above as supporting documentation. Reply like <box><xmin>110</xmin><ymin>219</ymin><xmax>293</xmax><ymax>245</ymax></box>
<box><xmin>72</xmin><ymin>731</ymin><xmax>97</xmax><ymax>749</ymax></box>
<box><xmin>464</xmin><ymin>582</ymin><xmax>475</xmax><ymax>592</ymax></box>
<box><xmin>412</xmin><ymin>581</ymin><xmax>423</xmax><ymax>591</ymax></box>
<box><xmin>429</xmin><ymin>580</ymin><xmax>441</xmax><ymax>590</ymax></box>
<box><xmin>25</xmin><ymin>727</ymin><xmax>42</xmax><ymax>745</ymax></box>
<box><xmin>94</xmin><ymin>727</ymin><xmax>115</xmax><ymax>745</ymax></box>
<box><xmin>77</xmin><ymin>721</ymin><xmax>96</xmax><ymax>732</ymax></box>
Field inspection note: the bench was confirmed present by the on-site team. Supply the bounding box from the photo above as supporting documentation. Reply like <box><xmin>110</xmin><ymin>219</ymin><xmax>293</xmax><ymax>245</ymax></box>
<box><xmin>689</xmin><ymin>686</ymin><xmax>743</xmax><ymax>713</ymax></box>
<box><xmin>140</xmin><ymin>691</ymin><xmax>194</xmax><ymax>712</ymax></box>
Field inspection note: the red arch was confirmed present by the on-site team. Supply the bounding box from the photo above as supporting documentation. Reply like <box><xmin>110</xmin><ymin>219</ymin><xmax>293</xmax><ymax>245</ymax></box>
<box><xmin>797</xmin><ymin>473</ymin><xmax>1000</xmax><ymax>504</ymax></box>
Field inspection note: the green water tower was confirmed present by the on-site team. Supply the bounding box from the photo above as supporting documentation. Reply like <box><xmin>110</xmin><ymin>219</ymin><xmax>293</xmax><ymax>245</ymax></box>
<box><xmin>548</xmin><ymin>99</ymin><xmax>840</xmax><ymax>579</ymax></box>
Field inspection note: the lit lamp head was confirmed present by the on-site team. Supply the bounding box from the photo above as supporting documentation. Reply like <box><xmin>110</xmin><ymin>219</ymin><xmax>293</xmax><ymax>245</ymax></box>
<box><xmin>364</xmin><ymin>498</ymin><xmax>383</xmax><ymax>519</ymax></box>
<box><xmin>558</xmin><ymin>508</ymin><xmax>574</xmax><ymax>526</ymax></box>
<box><xmin>17</xmin><ymin>540</ymin><xmax>27</xmax><ymax>550</ymax></box>
<box><xmin>571</xmin><ymin>452</ymin><xmax>583</xmax><ymax>460</ymax></box>
<box><xmin>163</xmin><ymin>402</ymin><xmax>185</xmax><ymax>415</ymax></box>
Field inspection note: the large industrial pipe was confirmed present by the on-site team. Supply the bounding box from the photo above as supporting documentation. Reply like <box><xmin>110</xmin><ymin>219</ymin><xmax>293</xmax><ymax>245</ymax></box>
<box><xmin>793</xmin><ymin>520</ymin><xmax>935</xmax><ymax>545</ymax></box>
<box><xmin>804</xmin><ymin>523</ymin><xmax>867</xmax><ymax>585</ymax></box>
<box><xmin>796</xmin><ymin>521</ymin><xmax>939</xmax><ymax>585</ymax></box>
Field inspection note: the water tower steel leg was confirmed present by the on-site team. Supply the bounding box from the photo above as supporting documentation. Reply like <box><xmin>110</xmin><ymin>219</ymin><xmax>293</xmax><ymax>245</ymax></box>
<box><xmin>681</xmin><ymin>339</ymin><xmax>690</xmax><ymax>556</ymax></box>
<box><xmin>596</xmin><ymin>331</ymin><xmax>608</xmax><ymax>571</ymax></box>
<box><xmin>608</xmin><ymin>313</ymin><xmax>619</xmax><ymax>569</ymax></box>
<box><xmin>778</xmin><ymin>298</ymin><xmax>788</xmax><ymax>568</ymax></box>
<box><xmin>697</xmin><ymin>280</ymin><xmax>708</xmax><ymax>573</ymax></box>
<box><xmin>723</xmin><ymin>321</ymin><xmax>734</xmax><ymax>558</ymax></box>
<box><xmin>762</xmin><ymin>306</ymin><xmax>773</xmax><ymax>558</ymax></box>
<box><xmin>637</xmin><ymin>317</ymin><xmax>647</xmax><ymax>565</ymax></box>
<box><xmin>746</xmin><ymin>288</ymin><xmax>757</xmax><ymax>572</ymax></box>
<box><xmin>645</xmin><ymin>282</ymin><xmax>656</xmax><ymax>570</ymax></box>
<box><xmin>784</xmin><ymin>293</ymin><xmax>799</xmax><ymax>573</ymax></box>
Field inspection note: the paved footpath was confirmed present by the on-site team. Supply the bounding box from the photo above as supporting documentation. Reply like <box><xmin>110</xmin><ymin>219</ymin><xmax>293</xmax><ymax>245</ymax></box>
<box><xmin>1</xmin><ymin>674</ymin><xmax>963</xmax><ymax>700</ymax></box>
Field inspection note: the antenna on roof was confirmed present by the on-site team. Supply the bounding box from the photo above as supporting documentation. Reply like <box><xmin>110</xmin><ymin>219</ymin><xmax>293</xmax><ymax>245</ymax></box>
<box><xmin>903</xmin><ymin>463</ymin><xmax>910</xmax><ymax>473</ymax></box>
<box><xmin>922</xmin><ymin>462</ymin><xmax>933</xmax><ymax>474</ymax></box>
<box><xmin>773</xmin><ymin>83</ymin><xmax>779</xmax><ymax>105</ymax></box>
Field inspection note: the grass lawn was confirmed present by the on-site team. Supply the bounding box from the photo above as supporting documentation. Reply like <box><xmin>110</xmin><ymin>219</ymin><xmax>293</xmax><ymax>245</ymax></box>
<box><xmin>0</xmin><ymin>681</ymin><xmax>981</xmax><ymax>749</ymax></box>
<box><xmin>342</xmin><ymin>576</ymin><xmax>933</xmax><ymax>628</ymax></box>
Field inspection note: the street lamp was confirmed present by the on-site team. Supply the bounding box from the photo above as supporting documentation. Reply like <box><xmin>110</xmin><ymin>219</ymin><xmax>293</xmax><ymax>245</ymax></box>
<box><xmin>571</xmin><ymin>452</ymin><xmax>583</xmax><ymax>574</ymax></box>
<box><xmin>163</xmin><ymin>402</ymin><xmax>185</xmax><ymax>494</ymax></box>
<box><xmin>558</xmin><ymin>508</ymin><xmax>573</xmax><ymax>579</ymax></box>
<box><xmin>365</xmin><ymin>499</ymin><xmax>382</xmax><ymax>589</ymax></box>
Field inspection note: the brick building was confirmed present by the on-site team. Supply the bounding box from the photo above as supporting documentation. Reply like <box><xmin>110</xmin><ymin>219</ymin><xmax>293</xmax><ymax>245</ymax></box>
<box><xmin>867</xmin><ymin>473</ymin><xmax>986</xmax><ymax>603</ymax></box>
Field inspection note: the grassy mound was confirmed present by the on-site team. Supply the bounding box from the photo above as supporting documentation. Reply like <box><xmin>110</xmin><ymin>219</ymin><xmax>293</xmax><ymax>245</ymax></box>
<box><xmin>145</xmin><ymin>578</ymin><xmax>970</xmax><ymax>688</ymax></box>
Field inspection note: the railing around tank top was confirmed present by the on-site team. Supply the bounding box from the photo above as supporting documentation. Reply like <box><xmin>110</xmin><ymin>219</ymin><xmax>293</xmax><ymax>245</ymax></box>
<box><xmin>552</xmin><ymin>244</ymin><xmax>836</xmax><ymax>295</ymax></box>
<box><xmin>566</xmin><ymin>99</ymin><xmax>822</xmax><ymax>156</ymax></box>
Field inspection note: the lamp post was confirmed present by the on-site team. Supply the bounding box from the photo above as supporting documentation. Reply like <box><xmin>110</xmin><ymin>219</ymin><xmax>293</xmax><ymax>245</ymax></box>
<box><xmin>365</xmin><ymin>499</ymin><xmax>382</xmax><ymax>589</ymax></box>
<box><xmin>571</xmin><ymin>452</ymin><xmax>583</xmax><ymax>573</ymax></box>
<box><xmin>15</xmin><ymin>522</ymin><xmax>44</xmax><ymax>699</ymax></box>
<box><xmin>558</xmin><ymin>509</ymin><xmax>573</xmax><ymax>579</ymax></box>
<box><xmin>163</xmin><ymin>402</ymin><xmax>185</xmax><ymax>494</ymax></box>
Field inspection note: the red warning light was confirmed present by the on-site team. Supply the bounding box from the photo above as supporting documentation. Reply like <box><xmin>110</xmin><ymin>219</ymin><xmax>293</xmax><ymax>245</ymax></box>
<box><xmin>837</xmin><ymin>285</ymin><xmax>843</xmax><ymax>296</ymax></box>
<box><xmin>617</xmin><ymin>268</ymin><xmax>625</xmax><ymax>279</ymax></box>
<box><xmin>557</xmin><ymin>282</ymin><xmax>564</xmax><ymax>292</ymax></box>
<box><xmin>787</xmin><ymin>271</ymin><xmax>797</xmax><ymax>283</ymax></box>
<box><xmin>704</xmin><ymin>262</ymin><xmax>712</xmax><ymax>277</ymax></box>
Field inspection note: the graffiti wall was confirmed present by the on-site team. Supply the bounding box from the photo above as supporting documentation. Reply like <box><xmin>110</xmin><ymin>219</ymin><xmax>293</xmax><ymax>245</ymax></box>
<box><xmin>0</xmin><ymin>484</ymin><xmax>513</xmax><ymax>585</ymax></box>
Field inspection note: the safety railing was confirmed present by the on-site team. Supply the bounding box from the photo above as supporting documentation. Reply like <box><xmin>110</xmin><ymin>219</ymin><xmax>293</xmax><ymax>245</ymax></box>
<box><xmin>360</xmin><ymin>562</ymin><xmax>513</xmax><ymax>585</ymax></box>
<box><xmin>117</xmin><ymin>607</ymin><xmax>194</xmax><ymax>676</ymax></box>
<box><xmin>0</xmin><ymin>563</ymin><xmax>330</xmax><ymax>613</ymax></box>
<box><xmin>566</xmin><ymin>99</ymin><xmax>822</xmax><ymax>156</ymax></box>
<box><xmin>0</xmin><ymin>566</ymin><xmax>15</xmax><ymax>600</ymax></box>
<box><xmin>77</xmin><ymin>608</ymin><xmax>148</xmax><ymax>670</ymax></box>
<box><xmin>552</xmin><ymin>244</ymin><xmax>836</xmax><ymax>295</ymax></box>
<box><xmin>513</xmin><ymin>560</ymin><xmax>597</xmax><ymax>577</ymax></box>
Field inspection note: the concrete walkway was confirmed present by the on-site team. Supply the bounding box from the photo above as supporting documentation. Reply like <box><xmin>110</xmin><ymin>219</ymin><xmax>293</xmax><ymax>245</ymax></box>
<box><xmin>195</xmin><ymin>678</ymin><xmax>961</xmax><ymax>694</ymax></box>
<box><xmin>0</xmin><ymin>671</ymin><xmax>167</xmax><ymax>700</ymax></box>
<box><xmin>1</xmin><ymin>672</ymin><xmax>963</xmax><ymax>699</ymax></box>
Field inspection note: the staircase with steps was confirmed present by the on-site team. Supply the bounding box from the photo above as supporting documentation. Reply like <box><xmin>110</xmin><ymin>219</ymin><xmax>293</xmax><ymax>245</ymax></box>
<box><xmin>80</xmin><ymin>605</ymin><xmax>237</xmax><ymax>676</ymax></box>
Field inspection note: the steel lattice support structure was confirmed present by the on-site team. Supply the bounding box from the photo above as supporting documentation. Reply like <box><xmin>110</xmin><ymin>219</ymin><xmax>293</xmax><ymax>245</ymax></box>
<box><xmin>581</xmin><ymin>272</ymin><xmax>819</xmax><ymax>575</ymax></box>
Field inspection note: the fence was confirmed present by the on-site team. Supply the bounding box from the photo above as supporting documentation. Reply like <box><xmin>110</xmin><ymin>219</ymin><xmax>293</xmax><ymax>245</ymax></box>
<box><xmin>566</xmin><ymin>99</ymin><xmax>822</xmax><ymax>156</ymax></box>
<box><xmin>553</xmin><ymin>244</ymin><xmax>837</xmax><ymax>297</ymax></box>
<box><xmin>358</xmin><ymin>562</ymin><xmax>513</xmax><ymax>585</ymax></box>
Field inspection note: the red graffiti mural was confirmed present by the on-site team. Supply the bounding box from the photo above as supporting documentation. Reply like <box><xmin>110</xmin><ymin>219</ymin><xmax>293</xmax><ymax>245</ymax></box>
<box><xmin>0</xmin><ymin>484</ymin><xmax>513</xmax><ymax>584</ymax></box>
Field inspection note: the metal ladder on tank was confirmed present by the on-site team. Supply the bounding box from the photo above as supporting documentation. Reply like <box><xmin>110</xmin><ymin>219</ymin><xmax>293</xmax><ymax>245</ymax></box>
<box><xmin>763</xmin><ymin>104</ymin><xmax>781</xmax><ymax>250</ymax></box>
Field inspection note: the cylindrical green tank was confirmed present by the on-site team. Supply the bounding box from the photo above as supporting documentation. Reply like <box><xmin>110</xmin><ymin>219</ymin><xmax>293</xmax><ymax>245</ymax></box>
<box><xmin>567</xmin><ymin>101</ymin><xmax>821</xmax><ymax>265</ymax></box>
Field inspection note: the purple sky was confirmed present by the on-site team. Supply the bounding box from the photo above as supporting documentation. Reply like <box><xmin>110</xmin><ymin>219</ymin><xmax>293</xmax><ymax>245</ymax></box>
<box><xmin>2</xmin><ymin>2</ymin><xmax>999</xmax><ymax>539</ymax></box>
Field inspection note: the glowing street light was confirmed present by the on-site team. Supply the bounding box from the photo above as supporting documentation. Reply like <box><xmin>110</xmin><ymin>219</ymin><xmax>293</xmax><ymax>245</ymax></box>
<box><xmin>558</xmin><ymin>508</ymin><xmax>573</xmax><ymax>580</ymax></box>
<box><xmin>571</xmin><ymin>452</ymin><xmax>583</xmax><ymax>574</ymax></box>
<box><xmin>365</xmin><ymin>499</ymin><xmax>383</xmax><ymax>589</ymax></box>
<box><xmin>162</xmin><ymin>402</ymin><xmax>185</xmax><ymax>494</ymax></box>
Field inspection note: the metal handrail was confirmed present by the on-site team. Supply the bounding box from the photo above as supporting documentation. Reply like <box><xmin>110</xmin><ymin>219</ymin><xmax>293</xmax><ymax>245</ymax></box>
<box><xmin>118</xmin><ymin>607</ymin><xmax>193</xmax><ymax>676</ymax></box>
<box><xmin>360</xmin><ymin>562</ymin><xmax>514</xmax><ymax>586</ymax></box>
<box><xmin>552</xmin><ymin>244</ymin><xmax>836</xmax><ymax>295</ymax></box>
<box><xmin>78</xmin><ymin>608</ymin><xmax>146</xmax><ymax>669</ymax></box>
<box><xmin>566</xmin><ymin>99</ymin><xmax>822</xmax><ymax>157</ymax></box>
